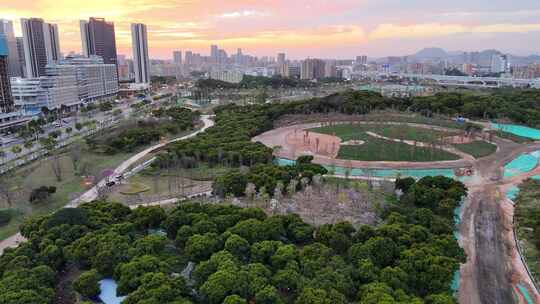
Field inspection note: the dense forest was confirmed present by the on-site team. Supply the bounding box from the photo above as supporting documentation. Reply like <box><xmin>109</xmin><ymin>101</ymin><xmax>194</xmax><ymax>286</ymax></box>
<box><xmin>88</xmin><ymin>107</ymin><xmax>200</xmax><ymax>154</ymax></box>
<box><xmin>0</xmin><ymin>176</ymin><xmax>465</xmax><ymax>304</ymax></box>
<box><xmin>196</xmin><ymin>75</ymin><xmax>318</xmax><ymax>90</ymax></box>
<box><xmin>159</xmin><ymin>89</ymin><xmax>540</xmax><ymax>172</ymax></box>
<box><xmin>213</xmin><ymin>156</ymin><xmax>328</xmax><ymax>197</ymax></box>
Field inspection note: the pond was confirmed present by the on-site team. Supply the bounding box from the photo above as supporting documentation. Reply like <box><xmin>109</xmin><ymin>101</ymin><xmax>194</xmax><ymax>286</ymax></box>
<box><xmin>99</xmin><ymin>279</ymin><xmax>125</xmax><ymax>304</ymax></box>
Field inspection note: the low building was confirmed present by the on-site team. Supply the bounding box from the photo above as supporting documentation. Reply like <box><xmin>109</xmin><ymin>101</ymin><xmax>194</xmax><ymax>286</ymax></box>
<box><xmin>50</xmin><ymin>55</ymin><xmax>118</xmax><ymax>104</ymax></box>
<box><xmin>11</xmin><ymin>76</ymin><xmax>79</xmax><ymax>115</ymax></box>
<box><xmin>11</xmin><ymin>55</ymin><xmax>118</xmax><ymax>116</ymax></box>
<box><xmin>209</xmin><ymin>70</ymin><xmax>244</xmax><ymax>84</ymax></box>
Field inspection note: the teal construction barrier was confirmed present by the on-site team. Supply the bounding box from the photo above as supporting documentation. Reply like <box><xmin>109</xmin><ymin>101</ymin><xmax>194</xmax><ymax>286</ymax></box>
<box><xmin>492</xmin><ymin>123</ymin><xmax>540</xmax><ymax>140</ymax></box>
<box><xmin>276</xmin><ymin>158</ymin><xmax>459</xmax><ymax>180</ymax></box>
<box><xmin>507</xmin><ymin>186</ymin><xmax>520</xmax><ymax>202</ymax></box>
<box><xmin>517</xmin><ymin>283</ymin><xmax>534</xmax><ymax>304</ymax></box>
<box><xmin>504</xmin><ymin>154</ymin><xmax>538</xmax><ymax>178</ymax></box>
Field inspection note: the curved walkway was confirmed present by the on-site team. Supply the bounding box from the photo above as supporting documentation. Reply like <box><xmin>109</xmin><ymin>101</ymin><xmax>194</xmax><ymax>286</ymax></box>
<box><xmin>0</xmin><ymin>115</ymin><xmax>215</xmax><ymax>255</ymax></box>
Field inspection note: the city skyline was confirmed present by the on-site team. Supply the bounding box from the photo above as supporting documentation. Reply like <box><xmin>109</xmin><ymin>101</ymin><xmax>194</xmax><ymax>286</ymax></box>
<box><xmin>1</xmin><ymin>0</ymin><xmax>540</xmax><ymax>59</ymax></box>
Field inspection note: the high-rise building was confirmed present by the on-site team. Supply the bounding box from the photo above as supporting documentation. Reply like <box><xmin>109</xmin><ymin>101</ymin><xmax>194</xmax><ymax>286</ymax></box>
<box><xmin>16</xmin><ymin>37</ymin><xmax>25</xmax><ymax>77</ymax></box>
<box><xmin>80</xmin><ymin>18</ymin><xmax>118</xmax><ymax>65</ymax></box>
<box><xmin>185</xmin><ymin>51</ymin><xmax>193</xmax><ymax>66</ymax></box>
<box><xmin>0</xmin><ymin>35</ymin><xmax>14</xmax><ymax>114</ymax></box>
<box><xmin>324</xmin><ymin>60</ymin><xmax>338</xmax><ymax>78</ymax></box>
<box><xmin>173</xmin><ymin>51</ymin><xmax>182</xmax><ymax>65</ymax></box>
<box><xmin>131</xmin><ymin>23</ymin><xmax>150</xmax><ymax>84</ymax></box>
<box><xmin>21</xmin><ymin>18</ymin><xmax>61</xmax><ymax>77</ymax></box>
<box><xmin>43</xmin><ymin>23</ymin><xmax>61</xmax><ymax>63</ymax></box>
<box><xmin>277</xmin><ymin>53</ymin><xmax>286</xmax><ymax>66</ymax></box>
<box><xmin>490</xmin><ymin>54</ymin><xmax>509</xmax><ymax>74</ymax></box>
<box><xmin>301</xmin><ymin>58</ymin><xmax>325</xmax><ymax>80</ymax></box>
<box><xmin>0</xmin><ymin>20</ymin><xmax>21</xmax><ymax>77</ymax></box>
<box><xmin>356</xmin><ymin>55</ymin><xmax>367</xmax><ymax>65</ymax></box>
<box><xmin>277</xmin><ymin>53</ymin><xmax>287</xmax><ymax>76</ymax></box>
<box><xmin>210</xmin><ymin>45</ymin><xmax>219</xmax><ymax>63</ymax></box>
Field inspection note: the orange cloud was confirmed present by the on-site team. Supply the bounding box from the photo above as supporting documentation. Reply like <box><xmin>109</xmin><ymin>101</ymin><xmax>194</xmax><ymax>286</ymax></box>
<box><xmin>369</xmin><ymin>23</ymin><xmax>540</xmax><ymax>40</ymax></box>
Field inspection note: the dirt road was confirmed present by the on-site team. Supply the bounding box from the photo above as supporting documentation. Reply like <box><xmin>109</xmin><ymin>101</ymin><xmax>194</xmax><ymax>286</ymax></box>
<box><xmin>459</xmin><ymin>136</ymin><xmax>540</xmax><ymax>304</ymax></box>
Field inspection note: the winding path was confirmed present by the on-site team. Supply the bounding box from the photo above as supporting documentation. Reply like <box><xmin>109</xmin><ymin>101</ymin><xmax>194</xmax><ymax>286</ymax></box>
<box><xmin>0</xmin><ymin>115</ymin><xmax>215</xmax><ymax>255</ymax></box>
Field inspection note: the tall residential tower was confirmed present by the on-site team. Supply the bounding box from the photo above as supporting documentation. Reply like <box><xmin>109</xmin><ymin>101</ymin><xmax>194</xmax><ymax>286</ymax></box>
<box><xmin>0</xmin><ymin>35</ymin><xmax>14</xmax><ymax>114</ymax></box>
<box><xmin>0</xmin><ymin>19</ymin><xmax>21</xmax><ymax>77</ymax></box>
<box><xmin>131</xmin><ymin>23</ymin><xmax>150</xmax><ymax>84</ymax></box>
<box><xmin>21</xmin><ymin>18</ymin><xmax>61</xmax><ymax>77</ymax></box>
<box><xmin>80</xmin><ymin>18</ymin><xmax>118</xmax><ymax>65</ymax></box>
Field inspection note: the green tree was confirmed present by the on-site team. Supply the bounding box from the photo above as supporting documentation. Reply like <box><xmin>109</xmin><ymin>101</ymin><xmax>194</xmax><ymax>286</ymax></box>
<box><xmin>255</xmin><ymin>285</ymin><xmax>283</xmax><ymax>304</ymax></box>
<box><xmin>73</xmin><ymin>269</ymin><xmax>101</xmax><ymax>298</ymax></box>
<box><xmin>224</xmin><ymin>234</ymin><xmax>250</xmax><ymax>260</ymax></box>
<box><xmin>185</xmin><ymin>233</ymin><xmax>222</xmax><ymax>262</ymax></box>
<box><xmin>223</xmin><ymin>295</ymin><xmax>247</xmax><ymax>304</ymax></box>
<box><xmin>295</xmin><ymin>287</ymin><xmax>347</xmax><ymax>304</ymax></box>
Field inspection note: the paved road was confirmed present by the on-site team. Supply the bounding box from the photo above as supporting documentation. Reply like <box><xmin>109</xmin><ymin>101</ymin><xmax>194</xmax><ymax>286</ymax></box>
<box><xmin>0</xmin><ymin>114</ymin><xmax>214</xmax><ymax>255</ymax></box>
<box><xmin>69</xmin><ymin>114</ymin><xmax>215</xmax><ymax>206</ymax></box>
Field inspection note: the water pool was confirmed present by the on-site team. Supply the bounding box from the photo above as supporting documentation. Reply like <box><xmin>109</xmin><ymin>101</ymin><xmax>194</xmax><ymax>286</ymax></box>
<box><xmin>492</xmin><ymin>123</ymin><xmax>540</xmax><ymax>140</ymax></box>
<box><xmin>99</xmin><ymin>279</ymin><xmax>125</xmax><ymax>304</ymax></box>
<box><xmin>503</xmin><ymin>154</ymin><xmax>538</xmax><ymax>178</ymax></box>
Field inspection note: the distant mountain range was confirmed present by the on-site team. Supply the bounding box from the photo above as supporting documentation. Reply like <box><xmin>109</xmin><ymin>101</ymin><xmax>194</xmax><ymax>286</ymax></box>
<box><xmin>378</xmin><ymin>48</ymin><xmax>540</xmax><ymax>66</ymax></box>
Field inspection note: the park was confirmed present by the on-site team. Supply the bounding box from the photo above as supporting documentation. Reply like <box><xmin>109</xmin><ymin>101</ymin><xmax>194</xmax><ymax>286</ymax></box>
<box><xmin>0</xmin><ymin>90</ymin><xmax>540</xmax><ymax>304</ymax></box>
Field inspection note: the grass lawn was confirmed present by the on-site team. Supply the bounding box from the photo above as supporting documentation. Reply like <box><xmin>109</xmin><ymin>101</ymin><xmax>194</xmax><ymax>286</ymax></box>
<box><xmin>514</xmin><ymin>180</ymin><xmax>540</xmax><ymax>284</ymax></box>
<box><xmin>453</xmin><ymin>141</ymin><xmax>497</xmax><ymax>158</ymax></box>
<box><xmin>108</xmin><ymin>173</ymin><xmax>212</xmax><ymax>205</ymax></box>
<box><xmin>311</xmin><ymin>124</ymin><xmax>461</xmax><ymax>162</ymax></box>
<box><xmin>337</xmin><ymin>139</ymin><xmax>460</xmax><ymax>162</ymax></box>
<box><xmin>492</xmin><ymin>130</ymin><xmax>533</xmax><ymax>144</ymax></box>
<box><xmin>311</xmin><ymin>123</ymin><xmax>459</xmax><ymax>143</ymax></box>
<box><xmin>359</xmin><ymin>113</ymin><xmax>478</xmax><ymax>130</ymax></box>
<box><xmin>119</xmin><ymin>182</ymin><xmax>151</xmax><ymax>195</ymax></box>
<box><xmin>0</xmin><ymin>144</ymin><xmax>131</xmax><ymax>240</ymax></box>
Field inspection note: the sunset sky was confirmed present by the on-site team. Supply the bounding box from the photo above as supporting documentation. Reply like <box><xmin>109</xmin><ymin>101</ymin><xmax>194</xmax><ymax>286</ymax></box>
<box><xmin>2</xmin><ymin>0</ymin><xmax>540</xmax><ymax>59</ymax></box>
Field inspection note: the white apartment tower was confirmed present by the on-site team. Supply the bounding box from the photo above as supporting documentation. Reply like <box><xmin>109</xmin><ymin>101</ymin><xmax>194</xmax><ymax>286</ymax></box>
<box><xmin>131</xmin><ymin>23</ymin><xmax>150</xmax><ymax>84</ymax></box>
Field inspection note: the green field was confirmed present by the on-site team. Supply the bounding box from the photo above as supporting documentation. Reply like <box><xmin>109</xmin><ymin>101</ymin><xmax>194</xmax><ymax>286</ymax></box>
<box><xmin>0</xmin><ymin>143</ymin><xmax>131</xmax><ymax>240</ymax></box>
<box><xmin>311</xmin><ymin>124</ymin><xmax>461</xmax><ymax>162</ymax></box>
<box><xmin>453</xmin><ymin>141</ymin><xmax>497</xmax><ymax>158</ymax></box>
<box><xmin>312</xmin><ymin>123</ymin><xmax>458</xmax><ymax>143</ymax></box>
<box><xmin>515</xmin><ymin>180</ymin><xmax>540</xmax><ymax>284</ymax></box>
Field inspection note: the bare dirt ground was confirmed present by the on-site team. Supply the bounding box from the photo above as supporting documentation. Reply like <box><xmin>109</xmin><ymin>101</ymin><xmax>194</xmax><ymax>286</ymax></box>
<box><xmin>459</xmin><ymin>136</ymin><xmax>540</xmax><ymax>304</ymax></box>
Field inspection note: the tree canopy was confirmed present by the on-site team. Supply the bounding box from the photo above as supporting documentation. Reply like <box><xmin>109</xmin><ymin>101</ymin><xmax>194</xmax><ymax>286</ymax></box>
<box><xmin>0</xmin><ymin>176</ymin><xmax>465</xmax><ymax>304</ymax></box>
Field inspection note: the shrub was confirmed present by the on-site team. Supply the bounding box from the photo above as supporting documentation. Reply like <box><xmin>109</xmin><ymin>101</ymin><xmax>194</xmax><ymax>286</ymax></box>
<box><xmin>29</xmin><ymin>186</ymin><xmax>57</xmax><ymax>204</ymax></box>
<box><xmin>0</xmin><ymin>209</ymin><xmax>13</xmax><ymax>226</ymax></box>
